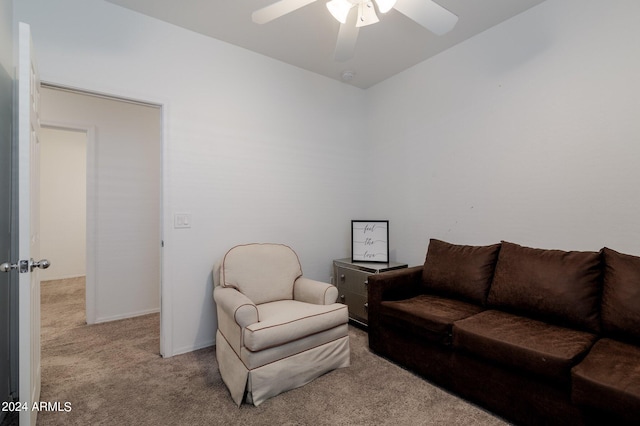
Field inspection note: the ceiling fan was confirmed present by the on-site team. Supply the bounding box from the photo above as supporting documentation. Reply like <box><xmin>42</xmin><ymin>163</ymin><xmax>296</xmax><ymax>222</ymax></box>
<box><xmin>251</xmin><ymin>0</ymin><xmax>458</xmax><ymax>62</ymax></box>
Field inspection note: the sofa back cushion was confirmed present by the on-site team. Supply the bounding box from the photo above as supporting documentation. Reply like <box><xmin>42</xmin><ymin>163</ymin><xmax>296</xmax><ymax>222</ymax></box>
<box><xmin>601</xmin><ymin>247</ymin><xmax>640</xmax><ymax>343</ymax></box>
<box><xmin>422</xmin><ymin>239</ymin><xmax>501</xmax><ymax>305</ymax></box>
<box><xmin>487</xmin><ymin>241</ymin><xmax>601</xmax><ymax>333</ymax></box>
<box><xmin>222</xmin><ymin>243</ymin><xmax>302</xmax><ymax>305</ymax></box>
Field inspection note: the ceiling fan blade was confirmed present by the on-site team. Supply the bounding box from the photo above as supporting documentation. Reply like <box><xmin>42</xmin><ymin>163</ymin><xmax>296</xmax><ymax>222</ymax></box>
<box><xmin>252</xmin><ymin>0</ymin><xmax>317</xmax><ymax>24</ymax></box>
<box><xmin>334</xmin><ymin>24</ymin><xmax>359</xmax><ymax>62</ymax></box>
<box><xmin>393</xmin><ymin>0</ymin><xmax>458</xmax><ymax>35</ymax></box>
<box><xmin>334</xmin><ymin>7</ymin><xmax>359</xmax><ymax>62</ymax></box>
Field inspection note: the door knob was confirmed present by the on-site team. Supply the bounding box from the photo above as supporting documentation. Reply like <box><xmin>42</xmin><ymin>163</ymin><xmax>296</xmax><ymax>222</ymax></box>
<box><xmin>30</xmin><ymin>259</ymin><xmax>50</xmax><ymax>271</ymax></box>
<box><xmin>0</xmin><ymin>258</ymin><xmax>50</xmax><ymax>273</ymax></box>
<box><xmin>0</xmin><ymin>262</ymin><xmax>14</xmax><ymax>273</ymax></box>
<box><xmin>1</xmin><ymin>260</ymin><xmax>28</xmax><ymax>273</ymax></box>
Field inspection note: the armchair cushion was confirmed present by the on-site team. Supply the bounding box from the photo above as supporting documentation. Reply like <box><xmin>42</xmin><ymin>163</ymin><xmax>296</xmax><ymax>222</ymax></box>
<box><xmin>222</xmin><ymin>243</ymin><xmax>302</xmax><ymax>304</ymax></box>
<box><xmin>244</xmin><ymin>300</ymin><xmax>348</xmax><ymax>352</ymax></box>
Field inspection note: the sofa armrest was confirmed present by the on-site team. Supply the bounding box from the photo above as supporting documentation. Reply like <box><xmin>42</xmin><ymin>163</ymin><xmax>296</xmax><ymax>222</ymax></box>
<box><xmin>368</xmin><ymin>265</ymin><xmax>423</xmax><ymax>305</ymax></box>
<box><xmin>367</xmin><ymin>266</ymin><xmax>423</xmax><ymax>352</ymax></box>
<box><xmin>294</xmin><ymin>276</ymin><xmax>338</xmax><ymax>305</ymax></box>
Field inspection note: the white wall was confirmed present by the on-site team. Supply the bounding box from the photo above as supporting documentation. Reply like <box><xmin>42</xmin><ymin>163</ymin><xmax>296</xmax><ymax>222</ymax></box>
<box><xmin>0</xmin><ymin>0</ymin><xmax>10</xmax><ymax>70</ymax></box>
<box><xmin>365</xmin><ymin>0</ymin><xmax>640</xmax><ymax>267</ymax></box>
<box><xmin>39</xmin><ymin>127</ymin><xmax>86</xmax><ymax>281</ymax></box>
<box><xmin>39</xmin><ymin>87</ymin><xmax>162</xmax><ymax>324</ymax></box>
<box><xmin>15</xmin><ymin>0</ymin><xmax>367</xmax><ymax>355</ymax></box>
<box><xmin>20</xmin><ymin>0</ymin><xmax>639</xmax><ymax>357</ymax></box>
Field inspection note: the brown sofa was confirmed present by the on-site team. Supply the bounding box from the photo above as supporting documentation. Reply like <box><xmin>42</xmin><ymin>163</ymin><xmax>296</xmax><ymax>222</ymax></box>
<box><xmin>368</xmin><ymin>239</ymin><xmax>640</xmax><ymax>425</ymax></box>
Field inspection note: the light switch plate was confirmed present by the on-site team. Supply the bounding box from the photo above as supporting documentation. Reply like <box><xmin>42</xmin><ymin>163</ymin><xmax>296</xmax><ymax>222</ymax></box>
<box><xmin>174</xmin><ymin>213</ymin><xmax>191</xmax><ymax>229</ymax></box>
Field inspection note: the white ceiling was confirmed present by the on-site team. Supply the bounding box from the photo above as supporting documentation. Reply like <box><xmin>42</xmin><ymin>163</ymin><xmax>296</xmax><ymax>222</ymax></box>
<box><xmin>105</xmin><ymin>0</ymin><xmax>547</xmax><ymax>89</ymax></box>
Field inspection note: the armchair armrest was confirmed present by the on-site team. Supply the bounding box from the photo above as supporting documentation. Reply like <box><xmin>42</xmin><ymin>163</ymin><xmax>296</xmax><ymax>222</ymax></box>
<box><xmin>214</xmin><ymin>286</ymin><xmax>259</xmax><ymax>328</ymax></box>
<box><xmin>294</xmin><ymin>276</ymin><xmax>339</xmax><ymax>305</ymax></box>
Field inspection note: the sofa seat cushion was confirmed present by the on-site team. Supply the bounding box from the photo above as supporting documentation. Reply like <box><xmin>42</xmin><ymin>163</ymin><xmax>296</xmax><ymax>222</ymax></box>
<box><xmin>380</xmin><ymin>294</ymin><xmax>484</xmax><ymax>345</ymax></box>
<box><xmin>244</xmin><ymin>300</ymin><xmax>348</xmax><ymax>352</ymax></box>
<box><xmin>572</xmin><ymin>338</ymin><xmax>640</xmax><ymax>420</ymax></box>
<box><xmin>453</xmin><ymin>310</ymin><xmax>597</xmax><ymax>383</ymax></box>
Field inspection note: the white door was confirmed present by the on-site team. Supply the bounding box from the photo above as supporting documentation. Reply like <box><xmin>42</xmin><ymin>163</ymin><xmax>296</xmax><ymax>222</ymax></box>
<box><xmin>1</xmin><ymin>22</ymin><xmax>44</xmax><ymax>426</ymax></box>
<box><xmin>17</xmin><ymin>22</ymin><xmax>45</xmax><ymax>426</ymax></box>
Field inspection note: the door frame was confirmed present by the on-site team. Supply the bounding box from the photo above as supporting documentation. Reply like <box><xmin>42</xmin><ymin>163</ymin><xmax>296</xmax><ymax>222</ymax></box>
<box><xmin>39</xmin><ymin>81</ymin><xmax>171</xmax><ymax>357</ymax></box>
<box><xmin>0</xmin><ymin>20</ymin><xmax>14</xmax><ymax>423</ymax></box>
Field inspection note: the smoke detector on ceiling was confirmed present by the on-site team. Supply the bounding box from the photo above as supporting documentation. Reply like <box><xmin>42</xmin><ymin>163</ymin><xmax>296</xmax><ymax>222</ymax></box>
<box><xmin>341</xmin><ymin>70</ymin><xmax>356</xmax><ymax>81</ymax></box>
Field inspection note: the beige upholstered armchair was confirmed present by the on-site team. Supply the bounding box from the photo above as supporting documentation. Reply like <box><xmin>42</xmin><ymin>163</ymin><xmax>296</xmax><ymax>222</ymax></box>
<box><xmin>213</xmin><ymin>243</ymin><xmax>350</xmax><ymax>406</ymax></box>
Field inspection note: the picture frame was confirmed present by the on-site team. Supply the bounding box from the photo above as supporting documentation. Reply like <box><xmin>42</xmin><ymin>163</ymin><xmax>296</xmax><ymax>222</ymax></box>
<box><xmin>351</xmin><ymin>220</ymin><xmax>389</xmax><ymax>263</ymax></box>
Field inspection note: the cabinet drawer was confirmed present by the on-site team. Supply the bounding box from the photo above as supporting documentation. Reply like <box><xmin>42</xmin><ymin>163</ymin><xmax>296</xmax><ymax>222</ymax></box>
<box><xmin>340</xmin><ymin>290</ymin><xmax>368</xmax><ymax>324</ymax></box>
<box><xmin>336</xmin><ymin>267</ymin><xmax>369</xmax><ymax>296</ymax></box>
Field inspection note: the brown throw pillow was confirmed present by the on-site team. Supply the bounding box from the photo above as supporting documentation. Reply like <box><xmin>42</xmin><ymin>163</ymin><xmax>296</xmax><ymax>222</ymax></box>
<box><xmin>422</xmin><ymin>239</ymin><xmax>500</xmax><ymax>305</ymax></box>
<box><xmin>487</xmin><ymin>241</ymin><xmax>601</xmax><ymax>333</ymax></box>
<box><xmin>601</xmin><ymin>247</ymin><xmax>640</xmax><ymax>343</ymax></box>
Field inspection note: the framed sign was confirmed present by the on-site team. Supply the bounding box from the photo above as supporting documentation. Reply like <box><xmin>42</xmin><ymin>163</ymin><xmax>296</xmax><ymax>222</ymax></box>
<box><xmin>351</xmin><ymin>220</ymin><xmax>389</xmax><ymax>263</ymax></box>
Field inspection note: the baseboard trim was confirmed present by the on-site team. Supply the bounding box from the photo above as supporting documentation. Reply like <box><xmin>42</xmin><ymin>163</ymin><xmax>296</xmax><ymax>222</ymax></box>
<box><xmin>42</xmin><ymin>273</ymin><xmax>86</xmax><ymax>282</ymax></box>
<box><xmin>94</xmin><ymin>307</ymin><xmax>160</xmax><ymax>324</ymax></box>
<box><xmin>170</xmin><ymin>339</ymin><xmax>215</xmax><ymax>358</ymax></box>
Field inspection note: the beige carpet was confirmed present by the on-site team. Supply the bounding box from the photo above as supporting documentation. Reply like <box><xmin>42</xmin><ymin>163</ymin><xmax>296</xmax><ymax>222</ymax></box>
<box><xmin>38</xmin><ymin>277</ymin><xmax>507</xmax><ymax>426</ymax></box>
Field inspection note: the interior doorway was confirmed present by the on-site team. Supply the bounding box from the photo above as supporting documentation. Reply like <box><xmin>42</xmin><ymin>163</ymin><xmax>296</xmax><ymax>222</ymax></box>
<box><xmin>39</xmin><ymin>127</ymin><xmax>87</xmax><ymax>283</ymax></box>
<box><xmin>38</xmin><ymin>127</ymin><xmax>88</xmax><ymax>335</ymax></box>
<box><xmin>38</xmin><ymin>84</ymin><xmax>162</xmax><ymax>347</ymax></box>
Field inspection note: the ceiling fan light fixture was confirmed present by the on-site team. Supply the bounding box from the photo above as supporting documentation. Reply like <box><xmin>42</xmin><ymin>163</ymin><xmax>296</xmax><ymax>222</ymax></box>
<box><xmin>356</xmin><ymin>1</ymin><xmax>379</xmax><ymax>28</ymax></box>
<box><xmin>374</xmin><ymin>0</ymin><xmax>396</xmax><ymax>14</ymax></box>
<box><xmin>326</xmin><ymin>0</ymin><xmax>353</xmax><ymax>24</ymax></box>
